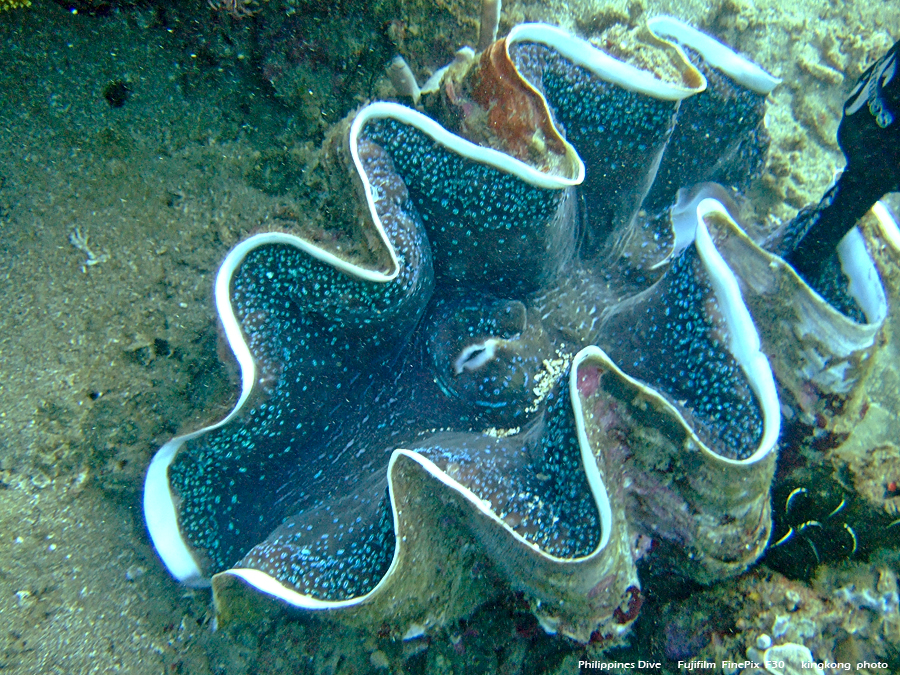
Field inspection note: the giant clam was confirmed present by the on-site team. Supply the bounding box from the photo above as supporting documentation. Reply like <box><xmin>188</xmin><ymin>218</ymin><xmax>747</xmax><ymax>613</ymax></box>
<box><xmin>143</xmin><ymin>8</ymin><xmax>900</xmax><ymax>645</ymax></box>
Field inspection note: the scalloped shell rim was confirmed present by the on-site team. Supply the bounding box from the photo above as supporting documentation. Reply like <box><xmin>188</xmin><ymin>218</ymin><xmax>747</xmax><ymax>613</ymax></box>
<box><xmin>647</xmin><ymin>15</ymin><xmax>781</xmax><ymax>95</ymax></box>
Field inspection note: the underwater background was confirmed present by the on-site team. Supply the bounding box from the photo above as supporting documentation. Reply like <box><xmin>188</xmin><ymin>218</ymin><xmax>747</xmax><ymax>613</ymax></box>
<box><xmin>0</xmin><ymin>0</ymin><xmax>898</xmax><ymax>673</ymax></box>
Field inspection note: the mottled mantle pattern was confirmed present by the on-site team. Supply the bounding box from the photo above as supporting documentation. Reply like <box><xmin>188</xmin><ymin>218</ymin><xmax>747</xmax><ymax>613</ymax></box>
<box><xmin>143</xmin><ymin>18</ymin><xmax>891</xmax><ymax>642</ymax></box>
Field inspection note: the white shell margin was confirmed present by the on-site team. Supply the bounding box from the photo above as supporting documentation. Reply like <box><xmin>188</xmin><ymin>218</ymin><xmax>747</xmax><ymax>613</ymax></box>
<box><xmin>873</xmin><ymin>199</ymin><xmax>900</xmax><ymax>252</ymax></box>
<box><xmin>647</xmin><ymin>16</ymin><xmax>781</xmax><ymax>95</ymax></box>
<box><xmin>837</xmin><ymin>226</ymin><xmax>888</xmax><ymax>325</ymax></box>
<box><xmin>507</xmin><ymin>23</ymin><xmax>705</xmax><ymax>101</ymax></box>
<box><xmin>143</xmin><ymin>229</ymin><xmax>404</xmax><ymax>588</ymax></box>
<box><xmin>695</xmin><ymin>198</ymin><xmax>781</xmax><ymax>465</ymax></box>
<box><xmin>349</xmin><ymin>101</ymin><xmax>585</xmax><ymax>191</ymax></box>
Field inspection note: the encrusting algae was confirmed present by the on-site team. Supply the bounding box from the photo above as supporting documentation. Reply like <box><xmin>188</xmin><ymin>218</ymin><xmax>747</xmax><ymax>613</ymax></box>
<box><xmin>0</xmin><ymin>0</ymin><xmax>31</xmax><ymax>11</ymax></box>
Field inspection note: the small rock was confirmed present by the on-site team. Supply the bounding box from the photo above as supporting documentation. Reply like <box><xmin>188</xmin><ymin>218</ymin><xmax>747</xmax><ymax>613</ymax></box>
<box><xmin>369</xmin><ymin>650</ymin><xmax>389</xmax><ymax>669</ymax></box>
<box><xmin>125</xmin><ymin>565</ymin><xmax>146</xmax><ymax>582</ymax></box>
<box><xmin>762</xmin><ymin>642</ymin><xmax>822</xmax><ymax>675</ymax></box>
<box><xmin>772</xmin><ymin>614</ymin><xmax>790</xmax><ymax>638</ymax></box>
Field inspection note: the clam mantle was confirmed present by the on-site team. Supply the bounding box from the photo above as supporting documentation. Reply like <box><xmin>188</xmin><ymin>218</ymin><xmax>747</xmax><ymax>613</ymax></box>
<box><xmin>143</xmin><ymin>16</ymin><xmax>898</xmax><ymax>642</ymax></box>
